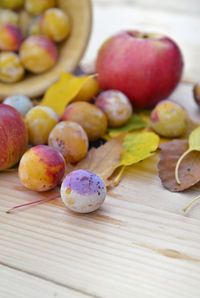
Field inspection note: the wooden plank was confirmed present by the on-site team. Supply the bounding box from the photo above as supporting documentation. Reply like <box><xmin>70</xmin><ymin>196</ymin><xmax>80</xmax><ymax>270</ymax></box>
<box><xmin>1</xmin><ymin>172</ymin><xmax>200</xmax><ymax>298</ymax></box>
<box><xmin>1</xmin><ymin>1</ymin><xmax>200</xmax><ymax>295</ymax></box>
<box><xmin>1</xmin><ymin>82</ymin><xmax>200</xmax><ymax>297</ymax></box>
<box><xmin>0</xmin><ymin>264</ymin><xmax>90</xmax><ymax>298</ymax></box>
<box><xmin>82</xmin><ymin>3</ymin><xmax>200</xmax><ymax>82</ymax></box>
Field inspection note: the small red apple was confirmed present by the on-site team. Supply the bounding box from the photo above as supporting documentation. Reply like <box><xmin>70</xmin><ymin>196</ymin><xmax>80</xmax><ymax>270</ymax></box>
<box><xmin>96</xmin><ymin>30</ymin><xmax>184</xmax><ymax>109</ymax></box>
<box><xmin>0</xmin><ymin>104</ymin><xmax>28</xmax><ymax>171</ymax></box>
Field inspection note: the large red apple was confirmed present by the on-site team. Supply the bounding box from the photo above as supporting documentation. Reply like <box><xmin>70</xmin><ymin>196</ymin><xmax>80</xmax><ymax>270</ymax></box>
<box><xmin>96</xmin><ymin>30</ymin><xmax>184</xmax><ymax>109</ymax></box>
<box><xmin>0</xmin><ymin>104</ymin><xmax>28</xmax><ymax>171</ymax></box>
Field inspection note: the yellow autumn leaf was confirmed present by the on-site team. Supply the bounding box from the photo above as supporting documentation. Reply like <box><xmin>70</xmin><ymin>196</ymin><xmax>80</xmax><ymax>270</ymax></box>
<box><xmin>40</xmin><ymin>73</ymin><xmax>94</xmax><ymax>116</ymax></box>
<box><xmin>114</xmin><ymin>132</ymin><xmax>159</xmax><ymax>185</ymax></box>
<box><xmin>188</xmin><ymin>126</ymin><xmax>200</xmax><ymax>150</ymax></box>
<box><xmin>116</xmin><ymin>132</ymin><xmax>160</xmax><ymax>168</ymax></box>
<box><xmin>175</xmin><ymin>125</ymin><xmax>200</xmax><ymax>184</ymax></box>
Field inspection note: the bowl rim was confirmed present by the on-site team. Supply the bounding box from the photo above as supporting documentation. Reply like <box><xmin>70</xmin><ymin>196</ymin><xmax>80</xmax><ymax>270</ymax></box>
<box><xmin>0</xmin><ymin>0</ymin><xmax>93</xmax><ymax>100</ymax></box>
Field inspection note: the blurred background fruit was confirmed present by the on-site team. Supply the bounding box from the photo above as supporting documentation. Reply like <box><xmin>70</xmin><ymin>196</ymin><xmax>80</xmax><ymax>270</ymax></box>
<box><xmin>28</xmin><ymin>16</ymin><xmax>42</xmax><ymax>36</ymax></box>
<box><xmin>25</xmin><ymin>0</ymin><xmax>56</xmax><ymax>16</ymax></box>
<box><xmin>0</xmin><ymin>24</ymin><xmax>22</xmax><ymax>51</ymax></box>
<box><xmin>41</xmin><ymin>8</ymin><xmax>70</xmax><ymax>42</ymax></box>
<box><xmin>0</xmin><ymin>8</ymin><xmax>19</xmax><ymax>26</ymax></box>
<box><xmin>20</xmin><ymin>35</ymin><xmax>58</xmax><ymax>74</ymax></box>
<box><xmin>96</xmin><ymin>31</ymin><xmax>183</xmax><ymax>109</ymax></box>
<box><xmin>0</xmin><ymin>104</ymin><xmax>28</xmax><ymax>171</ymax></box>
<box><xmin>150</xmin><ymin>100</ymin><xmax>189</xmax><ymax>138</ymax></box>
<box><xmin>3</xmin><ymin>94</ymin><xmax>33</xmax><ymax>116</ymax></box>
<box><xmin>0</xmin><ymin>0</ymin><xmax>24</xmax><ymax>9</ymax></box>
<box><xmin>0</xmin><ymin>52</ymin><xmax>24</xmax><ymax>83</ymax></box>
<box><xmin>0</xmin><ymin>0</ymin><xmax>92</xmax><ymax>98</ymax></box>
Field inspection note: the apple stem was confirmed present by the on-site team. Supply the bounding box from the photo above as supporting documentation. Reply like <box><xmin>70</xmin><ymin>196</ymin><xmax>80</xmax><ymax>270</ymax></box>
<box><xmin>183</xmin><ymin>195</ymin><xmax>200</xmax><ymax>212</ymax></box>
<box><xmin>114</xmin><ymin>165</ymin><xmax>126</xmax><ymax>186</ymax></box>
<box><xmin>6</xmin><ymin>194</ymin><xmax>60</xmax><ymax>214</ymax></box>
<box><xmin>175</xmin><ymin>149</ymin><xmax>191</xmax><ymax>184</ymax></box>
<box><xmin>136</xmin><ymin>34</ymin><xmax>148</xmax><ymax>39</ymax></box>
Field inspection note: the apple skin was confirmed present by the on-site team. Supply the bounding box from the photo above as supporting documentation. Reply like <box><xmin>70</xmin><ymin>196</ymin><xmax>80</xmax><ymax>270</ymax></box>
<box><xmin>0</xmin><ymin>104</ymin><xmax>28</xmax><ymax>171</ymax></box>
<box><xmin>96</xmin><ymin>30</ymin><xmax>184</xmax><ymax>109</ymax></box>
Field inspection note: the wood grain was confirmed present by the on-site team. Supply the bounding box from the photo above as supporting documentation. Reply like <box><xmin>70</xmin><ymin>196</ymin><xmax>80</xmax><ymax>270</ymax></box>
<box><xmin>1</xmin><ymin>1</ymin><xmax>200</xmax><ymax>296</ymax></box>
<box><xmin>1</xmin><ymin>167</ymin><xmax>200</xmax><ymax>298</ymax></box>
<box><xmin>0</xmin><ymin>264</ymin><xmax>89</xmax><ymax>298</ymax></box>
<box><xmin>1</xmin><ymin>83</ymin><xmax>200</xmax><ymax>297</ymax></box>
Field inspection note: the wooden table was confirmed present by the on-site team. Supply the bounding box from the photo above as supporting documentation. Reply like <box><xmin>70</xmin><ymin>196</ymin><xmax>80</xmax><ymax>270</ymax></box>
<box><xmin>1</xmin><ymin>1</ymin><xmax>200</xmax><ymax>297</ymax></box>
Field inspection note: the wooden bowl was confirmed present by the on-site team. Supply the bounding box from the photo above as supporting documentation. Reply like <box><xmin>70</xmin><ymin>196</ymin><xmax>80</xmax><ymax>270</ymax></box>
<box><xmin>0</xmin><ymin>0</ymin><xmax>92</xmax><ymax>99</ymax></box>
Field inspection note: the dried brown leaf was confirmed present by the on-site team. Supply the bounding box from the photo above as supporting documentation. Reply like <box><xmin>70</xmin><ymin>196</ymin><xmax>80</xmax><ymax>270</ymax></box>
<box><xmin>66</xmin><ymin>136</ymin><xmax>124</xmax><ymax>186</ymax></box>
<box><xmin>158</xmin><ymin>139</ymin><xmax>200</xmax><ymax>192</ymax></box>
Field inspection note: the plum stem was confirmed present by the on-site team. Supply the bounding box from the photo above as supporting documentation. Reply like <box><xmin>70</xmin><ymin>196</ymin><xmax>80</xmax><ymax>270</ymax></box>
<box><xmin>6</xmin><ymin>194</ymin><xmax>60</xmax><ymax>214</ymax></box>
<box><xmin>114</xmin><ymin>165</ymin><xmax>126</xmax><ymax>186</ymax></box>
<box><xmin>175</xmin><ymin>149</ymin><xmax>191</xmax><ymax>184</ymax></box>
<box><xmin>183</xmin><ymin>195</ymin><xmax>200</xmax><ymax>212</ymax></box>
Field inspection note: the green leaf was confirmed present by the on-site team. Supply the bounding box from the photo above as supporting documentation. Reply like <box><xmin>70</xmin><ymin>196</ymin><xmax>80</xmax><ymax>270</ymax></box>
<box><xmin>114</xmin><ymin>132</ymin><xmax>159</xmax><ymax>185</ymax></box>
<box><xmin>107</xmin><ymin>114</ymin><xmax>147</xmax><ymax>138</ymax></box>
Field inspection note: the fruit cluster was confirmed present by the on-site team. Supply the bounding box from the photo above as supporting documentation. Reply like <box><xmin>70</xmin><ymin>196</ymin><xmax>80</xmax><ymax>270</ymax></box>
<box><xmin>0</xmin><ymin>0</ymin><xmax>70</xmax><ymax>83</ymax></box>
<box><xmin>1</xmin><ymin>27</ymin><xmax>196</xmax><ymax>213</ymax></box>
<box><xmin>1</xmin><ymin>71</ymin><xmax>199</xmax><ymax>213</ymax></box>
<box><xmin>0</xmin><ymin>80</ymin><xmax>134</xmax><ymax>212</ymax></box>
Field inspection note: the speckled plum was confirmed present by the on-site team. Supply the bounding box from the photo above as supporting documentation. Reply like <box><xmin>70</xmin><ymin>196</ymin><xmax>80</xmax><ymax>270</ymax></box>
<box><xmin>61</xmin><ymin>170</ymin><xmax>107</xmax><ymax>213</ymax></box>
<box><xmin>48</xmin><ymin>121</ymin><xmax>88</xmax><ymax>164</ymax></box>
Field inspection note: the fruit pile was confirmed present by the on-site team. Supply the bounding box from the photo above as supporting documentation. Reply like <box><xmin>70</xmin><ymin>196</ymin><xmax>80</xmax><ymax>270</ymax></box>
<box><xmin>1</xmin><ymin>28</ymin><xmax>199</xmax><ymax>213</ymax></box>
<box><xmin>0</xmin><ymin>80</ymin><xmax>134</xmax><ymax>164</ymax></box>
<box><xmin>0</xmin><ymin>68</ymin><xmax>139</xmax><ymax>211</ymax></box>
<box><xmin>0</xmin><ymin>0</ymin><xmax>70</xmax><ymax>83</ymax></box>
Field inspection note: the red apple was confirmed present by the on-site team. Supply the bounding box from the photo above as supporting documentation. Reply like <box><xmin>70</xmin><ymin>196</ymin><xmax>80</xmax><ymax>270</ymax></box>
<box><xmin>0</xmin><ymin>104</ymin><xmax>28</xmax><ymax>171</ymax></box>
<box><xmin>96</xmin><ymin>30</ymin><xmax>184</xmax><ymax>109</ymax></box>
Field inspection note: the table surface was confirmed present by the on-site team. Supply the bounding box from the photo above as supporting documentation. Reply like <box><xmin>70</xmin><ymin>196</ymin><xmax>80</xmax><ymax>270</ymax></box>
<box><xmin>1</xmin><ymin>1</ymin><xmax>200</xmax><ymax>297</ymax></box>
